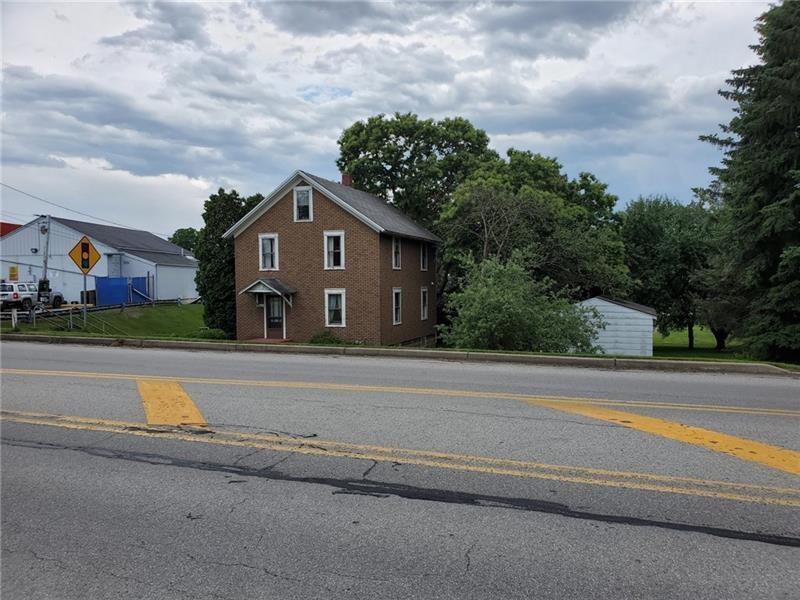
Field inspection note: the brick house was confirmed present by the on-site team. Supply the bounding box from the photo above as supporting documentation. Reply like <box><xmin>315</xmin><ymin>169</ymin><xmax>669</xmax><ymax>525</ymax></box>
<box><xmin>223</xmin><ymin>170</ymin><xmax>440</xmax><ymax>344</ymax></box>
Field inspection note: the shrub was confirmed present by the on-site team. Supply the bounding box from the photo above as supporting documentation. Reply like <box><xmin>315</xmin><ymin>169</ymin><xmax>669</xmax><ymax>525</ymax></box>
<box><xmin>440</xmin><ymin>257</ymin><xmax>602</xmax><ymax>353</ymax></box>
<box><xmin>309</xmin><ymin>329</ymin><xmax>345</xmax><ymax>345</ymax></box>
<box><xmin>191</xmin><ymin>328</ymin><xmax>230</xmax><ymax>340</ymax></box>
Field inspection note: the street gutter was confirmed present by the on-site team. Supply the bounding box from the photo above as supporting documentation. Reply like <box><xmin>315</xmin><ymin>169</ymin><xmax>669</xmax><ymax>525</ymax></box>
<box><xmin>1</xmin><ymin>333</ymin><xmax>796</xmax><ymax>378</ymax></box>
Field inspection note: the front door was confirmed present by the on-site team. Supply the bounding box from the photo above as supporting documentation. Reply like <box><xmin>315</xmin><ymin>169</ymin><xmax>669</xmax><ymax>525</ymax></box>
<box><xmin>266</xmin><ymin>296</ymin><xmax>284</xmax><ymax>339</ymax></box>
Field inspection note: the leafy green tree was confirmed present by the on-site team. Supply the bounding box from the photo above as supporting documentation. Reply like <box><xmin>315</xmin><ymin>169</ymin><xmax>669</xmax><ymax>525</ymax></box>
<box><xmin>440</xmin><ymin>256</ymin><xmax>602</xmax><ymax>353</ymax></box>
<box><xmin>700</xmin><ymin>2</ymin><xmax>800</xmax><ymax>361</ymax></box>
<box><xmin>439</xmin><ymin>150</ymin><xmax>630</xmax><ymax>299</ymax></box>
<box><xmin>336</xmin><ymin>112</ymin><xmax>495</xmax><ymax>227</ymax></box>
<box><xmin>194</xmin><ymin>189</ymin><xmax>262</xmax><ymax>336</ymax></box>
<box><xmin>621</xmin><ymin>196</ymin><xmax>711</xmax><ymax>348</ymax></box>
<box><xmin>690</xmin><ymin>185</ymin><xmax>746</xmax><ymax>351</ymax></box>
<box><xmin>169</xmin><ymin>227</ymin><xmax>200</xmax><ymax>253</ymax></box>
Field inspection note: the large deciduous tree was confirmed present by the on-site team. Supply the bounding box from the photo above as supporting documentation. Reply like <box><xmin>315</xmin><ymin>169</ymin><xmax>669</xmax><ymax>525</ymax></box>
<box><xmin>621</xmin><ymin>196</ymin><xmax>711</xmax><ymax>349</ymax></box>
<box><xmin>336</xmin><ymin>112</ymin><xmax>495</xmax><ymax>227</ymax></box>
<box><xmin>169</xmin><ymin>227</ymin><xmax>200</xmax><ymax>254</ymax></box>
<box><xmin>194</xmin><ymin>189</ymin><xmax>262</xmax><ymax>336</ymax></box>
<box><xmin>438</xmin><ymin>149</ymin><xmax>630</xmax><ymax>300</ymax></box>
<box><xmin>700</xmin><ymin>2</ymin><xmax>800</xmax><ymax>361</ymax></box>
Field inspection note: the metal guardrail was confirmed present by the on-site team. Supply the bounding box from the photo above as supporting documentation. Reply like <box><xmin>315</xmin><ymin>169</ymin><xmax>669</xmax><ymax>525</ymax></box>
<box><xmin>0</xmin><ymin>305</ymin><xmax>131</xmax><ymax>336</ymax></box>
<box><xmin>0</xmin><ymin>298</ymin><xmax>188</xmax><ymax>320</ymax></box>
<box><xmin>1</xmin><ymin>299</ymin><xmax>198</xmax><ymax>335</ymax></box>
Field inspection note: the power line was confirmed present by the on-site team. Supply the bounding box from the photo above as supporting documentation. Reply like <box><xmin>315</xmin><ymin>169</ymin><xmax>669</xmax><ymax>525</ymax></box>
<box><xmin>0</xmin><ymin>181</ymin><xmax>173</xmax><ymax>237</ymax></box>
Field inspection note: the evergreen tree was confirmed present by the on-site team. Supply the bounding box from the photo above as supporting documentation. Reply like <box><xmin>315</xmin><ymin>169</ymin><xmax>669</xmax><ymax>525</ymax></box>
<box><xmin>701</xmin><ymin>2</ymin><xmax>800</xmax><ymax>360</ymax></box>
<box><xmin>194</xmin><ymin>189</ymin><xmax>262</xmax><ymax>336</ymax></box>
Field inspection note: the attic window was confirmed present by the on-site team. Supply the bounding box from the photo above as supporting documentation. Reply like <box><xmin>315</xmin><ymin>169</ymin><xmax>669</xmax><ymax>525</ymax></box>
<box><xmin>392</xmin><ymin>237</ymin><xmax>401</xmax><ymax>270</ymax></box>
<box><xmin>294</xmin><ymin>186</ymin><xmax>313</xmax><ymax>222</ymax></box>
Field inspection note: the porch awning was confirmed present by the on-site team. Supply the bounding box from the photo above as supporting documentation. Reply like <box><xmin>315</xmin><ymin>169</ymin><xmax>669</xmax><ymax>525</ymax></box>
<box><xmin>239</xmin><ymin>278</ymin><xmax>296</xmax><ymax>306</ymax></box>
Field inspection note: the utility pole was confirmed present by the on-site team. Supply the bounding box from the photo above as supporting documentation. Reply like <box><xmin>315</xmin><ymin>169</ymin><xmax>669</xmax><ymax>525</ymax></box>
<box><xmin>41</xmin><ymin>214</ymin><xmax>51</xmax><ymax>281</ymax></box>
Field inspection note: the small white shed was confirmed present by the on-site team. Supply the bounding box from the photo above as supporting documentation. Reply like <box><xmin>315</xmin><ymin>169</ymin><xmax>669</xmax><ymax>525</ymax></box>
<box><xmin>579</xmin><ymin>296</ymin><xmax>657</xmax><ymax>357</ymax></box>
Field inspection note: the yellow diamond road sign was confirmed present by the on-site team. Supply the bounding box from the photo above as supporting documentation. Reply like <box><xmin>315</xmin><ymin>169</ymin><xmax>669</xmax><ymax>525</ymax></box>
<box><xmin>68</xmin><ymin>235</ymin><xmax>101</xmax><ymax>274</ymax></box>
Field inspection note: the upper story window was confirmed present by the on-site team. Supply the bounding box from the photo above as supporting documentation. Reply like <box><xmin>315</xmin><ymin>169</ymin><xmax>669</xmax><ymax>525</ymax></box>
<box><xmin>392</xmin><ymin>237</ymin><xmax>401</xmax><ymax>270</ymax></box>
<box><xmin>293</xmin><ymin>186</ymin><xmax>313</xmax><ymax>222</ymax></box>
<box><xmin>420</xmin><ymin>244</ymin><xmax>428</xmax><ymax>271</ymax></box>
<box><xmin>259</xmin><ymin>233</ymin><xmax>279</xmax><ymax>270</ymax></box>
<box><xmin>324</xmin><ymin>231</ymin><xmax>345</xmax><ymax>270</ymax></box>
<box><xmin>325</xmin><ymin>288</ymin><xmax>346</xmax><ymax>327</ymax></box>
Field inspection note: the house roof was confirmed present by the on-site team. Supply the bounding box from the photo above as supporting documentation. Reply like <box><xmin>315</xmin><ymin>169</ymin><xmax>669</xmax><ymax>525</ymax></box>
<box><xmin>52</xmin><ymin>217</ymin><xmax>197</xmax><ymax>267</ymax></box>
<box><xmin>240</xmin><ymin>278</ymin><xmax>297</xmax><ymax>297</ymax></box>
<box><xmin>592</xmin><ymin>295</ymin><xmax>657</xmax><ymax>317</ymax></box>
<box><xmin>223</xmin><ymin>170</ymin><xmax>440</xmax><ymax>243</ymax></box>
<box><xmin>300</xmin><ymin>172</ymin><xmax>440</xmax><ymax>243</ymax></box>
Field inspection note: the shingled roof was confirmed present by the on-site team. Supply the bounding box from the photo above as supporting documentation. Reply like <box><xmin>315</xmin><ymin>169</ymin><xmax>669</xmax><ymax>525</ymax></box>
<box><xmin>594</xmin><ymin>296</ymin><xmax>657</xmax><ymax>317</ymax></box>
<box><xmin>223</xmin><ymin>170</ymin><xmax>440</xmax><ymax>243</ymax></box>
<box><xmin>300</xmin><ymin>172</ymin><xmax>440</xmax><ymax>243</ymax></box>
<box><xmin>52</xmin><ymin>217</ymin><xmax>197</xmax><ymax>267</ymax></box>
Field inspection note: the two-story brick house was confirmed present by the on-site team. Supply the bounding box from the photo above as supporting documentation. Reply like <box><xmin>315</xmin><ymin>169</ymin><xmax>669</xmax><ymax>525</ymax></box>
<box><xmin>223</xmin><ymin>170</ymin><xmax>440</xmax><ymax>344</ymax></box>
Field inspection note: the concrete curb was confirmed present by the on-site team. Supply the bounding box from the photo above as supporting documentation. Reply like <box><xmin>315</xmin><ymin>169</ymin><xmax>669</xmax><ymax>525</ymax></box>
<box><xmin>1</xmin><ymin>333</ymin><xmax>796</xmax><ymax>377</ymax></box>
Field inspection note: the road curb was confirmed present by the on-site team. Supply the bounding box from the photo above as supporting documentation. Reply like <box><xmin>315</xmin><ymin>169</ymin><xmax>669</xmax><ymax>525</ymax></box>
<box><xmin>1</xmin><ymin>333</ymin><xmax>796</xmax><ymax>377</ymax></box>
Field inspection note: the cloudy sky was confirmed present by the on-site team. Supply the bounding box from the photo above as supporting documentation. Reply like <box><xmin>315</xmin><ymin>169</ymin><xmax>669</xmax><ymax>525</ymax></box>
<box><xmin>1</xmin><ymin>1</ymin><xmax>766</xmax><ymax>235</ymax></box>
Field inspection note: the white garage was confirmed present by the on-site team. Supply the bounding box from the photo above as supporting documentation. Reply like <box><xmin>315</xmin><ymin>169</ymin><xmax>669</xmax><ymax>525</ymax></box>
<box><xmin>579</xmin><ymin>296</ymin><xmax>657</xmax><ymax>357</ymax></box>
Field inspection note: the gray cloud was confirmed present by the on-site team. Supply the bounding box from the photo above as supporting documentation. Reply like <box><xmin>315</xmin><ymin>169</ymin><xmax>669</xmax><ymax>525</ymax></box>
<box><xmin>0</xmin><ymin>0</ymin><xmax>757</xmax><ymax>228</ymax></box>
<box><xmin>101</xmin><ymin>0</ymin><xmax>210</xmax><ymax>48</ymax></box>
<box><xmin>252</xmin><ymin>0</ymin><xmax>439</xmax><ymax>35</ymax></box>
<box><xmin>472</xmin><ymin>1</ymin><xmax>643</xmax><ymax>60</ymax></box>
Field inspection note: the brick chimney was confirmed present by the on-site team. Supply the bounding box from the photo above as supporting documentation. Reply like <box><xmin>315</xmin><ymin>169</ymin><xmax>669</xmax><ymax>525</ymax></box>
<box><xmin>341</xmin><ymin>172</ymin><xmax>353</xmax><ymax>187</ymax></box>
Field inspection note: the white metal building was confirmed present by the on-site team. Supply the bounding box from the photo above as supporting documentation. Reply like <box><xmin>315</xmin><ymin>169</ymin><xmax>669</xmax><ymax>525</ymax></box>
<box><xmin>579</xmin><ymin>296</ymin><xmax>657</xmax><ymax>357</ymax></box>
<box><xmin>0</xmin><ymin>216</ymin><xmax>198</xmax><ymax>302</ymax></box>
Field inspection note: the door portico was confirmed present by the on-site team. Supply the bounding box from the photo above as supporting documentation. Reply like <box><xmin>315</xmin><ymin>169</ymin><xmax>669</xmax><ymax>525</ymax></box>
<box><xmin>240</xmin><ymin>278</ymin><xmax>296</xmax><ymax>340</ymax></box>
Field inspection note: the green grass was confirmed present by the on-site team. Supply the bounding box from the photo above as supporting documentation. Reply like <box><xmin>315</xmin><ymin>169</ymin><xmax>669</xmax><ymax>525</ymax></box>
<box><xmin>1</xmin><ymin>304</ymin><xmax>213</xmax><ymax>339</ymax></box>
<box><xmin>652</xmin><ymin>328</ymin><xmax>799</xmax><ymax>371</ymax></box>
<box><xmin>653</xmin><ymin>327</ymin><xmax>746</xmax><ymax>361</ymax></box>
<box><xmin>4</xmin><ymin>307</ymin><xmax>797</xmax><ymax>371</ymax></box>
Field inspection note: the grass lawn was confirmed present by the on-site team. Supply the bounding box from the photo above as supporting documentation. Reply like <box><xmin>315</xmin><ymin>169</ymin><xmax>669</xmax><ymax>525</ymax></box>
<box><xmin>4</xmin><ymin>306</ymin><xmax>797</xmax><ymax>371</ymax></box>
<box><xmin>653</xmin><ymin>328</ymin><xmax>732</xmax><ymax>358</ymax></box>
<box><xmin>652</xmin><ymin>327</ymin><xmax>746</xmax><ymax>361</ymax></box>
<box><xmin>1</xmin><ymin>304</ymin><xmax>212</xmax><ymax>339</ymax></box>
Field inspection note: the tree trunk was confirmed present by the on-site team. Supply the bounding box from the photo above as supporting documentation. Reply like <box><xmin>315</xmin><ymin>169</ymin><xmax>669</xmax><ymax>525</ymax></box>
<box><xmin>687</xmin><ymin>320</ymin><xmax>695</xmax><ymax>350</ymax></box>
<box><xmin>711</xmin><ymin>328</ymin><xmax>728</xmax><ymax>351</ymax></box>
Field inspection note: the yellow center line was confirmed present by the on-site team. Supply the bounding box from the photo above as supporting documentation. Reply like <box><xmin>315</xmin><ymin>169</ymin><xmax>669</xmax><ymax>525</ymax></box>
<box><xmin>527</xmin><ymin>399</ymin><xmax>800</xmax><ymax>476</ymax></box>
<box><xmin>1</xmin><ymin>368</ymin><xmax>797</xmax><ymax>418</ymax></box>
<box><xmin>137</xmin><ymin>380</ymin><xmax>207</xmax><ymax>427</ymax></box>
<box><xmin>2</xmin><ymin>410</ymin><xmax>799</xmax><ymax>507</ymax></box>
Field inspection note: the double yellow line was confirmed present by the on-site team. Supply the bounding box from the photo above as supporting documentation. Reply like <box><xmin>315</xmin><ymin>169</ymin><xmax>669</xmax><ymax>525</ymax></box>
<box><xmin>2</xmin><ymin>367</ymin><xmax>797</xmax><ymax>417</ymax></box>
<box><xmin>3</xmin><ymin>410</ymin><xmax>799</xmax><ymax>507</ymax></box>
<box><xmin>3</xmin><ymin>367</ymin><xmax>799</xmax><ymax>476</ymax></box>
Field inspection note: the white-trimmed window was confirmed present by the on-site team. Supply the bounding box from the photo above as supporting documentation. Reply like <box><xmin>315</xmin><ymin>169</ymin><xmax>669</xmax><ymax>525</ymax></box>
<box><xmin>420</xmin><ymin>243</ymin><xmax>428</xmax><ymax>271</ymax></box>
<box><xmin>324</xmin><ymin>230</ymin><xmax>345</xmax><ymax>270</ymax></box>
<box><xmin>259</xmin><ymin>233</ymin><xmax>279</xmax><ymax>270</ymax></box>
<box><xmin>325</xmin><ymin>288</ymin><xmax>346</xmax><ymax>327</ymax></box>
<box><xmin>293</xmin><ymin>186</ymin><xmax>313</xmax><ymax>222</ymax></box>
<box><xmin>392</xmin><ymin>287</ymin><xmax>402</xmax><ymax>325</ymax></box>
<box><xmin>420</xmin><ymin>286</ymin><xmax>429</xmax><ymax>321</ymax></box>
<box><xmin>392</xmin><ymin>236</ymin><xmax>401</xmax><ymax>269</ymax></box>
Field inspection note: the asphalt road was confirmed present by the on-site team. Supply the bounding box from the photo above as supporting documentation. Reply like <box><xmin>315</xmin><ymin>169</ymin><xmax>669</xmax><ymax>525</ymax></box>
<box><xmin>1</xmin><ymin>341</ymin><xmax>799</xmax><ymax>599</ymax></box>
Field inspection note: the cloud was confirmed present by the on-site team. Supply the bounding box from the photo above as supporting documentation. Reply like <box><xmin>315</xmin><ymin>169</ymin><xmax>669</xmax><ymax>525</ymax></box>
<box><xmin>252</xmin><ymin>0</ymin><xmax>437</xmax><ymax>35</ymax></box>
<box><xmin>1</xmin><ymin>157</ymin><xmax>212</xmax><ymax>234</ymax></box>
<box><xmin>0</xmin><ymin>0</ymin><xmax>765</xmax><ymax>232</ymax></box>
<box><xmin>468</xmin><ymin>1</ymin><xmax>642</xmax><ymax>59</ymax></box>
<box><xmin>100</xmin><ymin>0</ymin><xmax>210</xmax><ymax>48</ymax></box>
